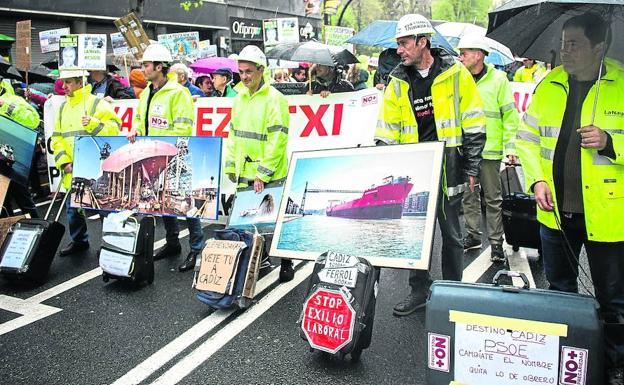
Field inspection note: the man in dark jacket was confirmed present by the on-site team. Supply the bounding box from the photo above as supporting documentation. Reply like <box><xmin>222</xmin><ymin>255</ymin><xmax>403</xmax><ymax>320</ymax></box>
<box><xmin>309</xmin><ymin>64</ymin><xmax>354</xmax><ymax>97</ymax></box>
<box><xmin>90</xmin><ymin>70</ymin><xmax>133</xmax><ymax>100</ymax></box>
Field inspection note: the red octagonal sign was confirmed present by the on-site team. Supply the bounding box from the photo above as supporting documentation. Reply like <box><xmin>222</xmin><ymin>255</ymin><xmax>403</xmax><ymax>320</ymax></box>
<box><xmin>301</xmin><ymin>287</ymin><xmax>355</xmax><ymax>354</ymax></box>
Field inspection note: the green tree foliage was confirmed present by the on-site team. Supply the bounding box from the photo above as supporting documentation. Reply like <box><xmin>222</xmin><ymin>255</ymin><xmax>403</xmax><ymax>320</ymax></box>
<box><xmin>431</xmin><ymin>0</ymin><xmax>493</xmax><ymax>27</ymax></box>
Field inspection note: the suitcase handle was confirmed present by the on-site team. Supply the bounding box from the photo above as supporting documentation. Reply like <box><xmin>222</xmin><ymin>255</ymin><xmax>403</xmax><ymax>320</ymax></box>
<box><xmin>492</xmin><ymin>270</ymin><xmax>530</xmax><ymax>290</ymax></box>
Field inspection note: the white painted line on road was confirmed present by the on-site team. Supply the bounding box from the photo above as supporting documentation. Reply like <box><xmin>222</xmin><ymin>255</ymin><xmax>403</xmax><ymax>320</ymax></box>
<box><xmin>0</xmin><ymin>228</ymin><xmax>192</xmax><ymax>336</ymax></box>
<box><xmin>0</xmin><ymin>295</ymin><xmax>62</xmax><ymax>336</ymax></box>
<box><xmin>11</xmin><ymin>199</ymin><xmax>54</xmax><ymax>214</ymax></box>
<box><xmin>149</xmin><ymin>262</ymin><xmax>313</xmax><ymax>385</ymax></box>
<box><xmin>112</xmin><ymin>260</ymin><xmax>303</xmax><ymax>385</ymax></box>
<box><xmin>462</xmin><ymin>246</ymin><xmax>493</xmax><ymax>283</ymax></box>
<box><xmin>506</xmin><ymin>245</ymin><xmax>536</xmax><ymax>288</ymax></box>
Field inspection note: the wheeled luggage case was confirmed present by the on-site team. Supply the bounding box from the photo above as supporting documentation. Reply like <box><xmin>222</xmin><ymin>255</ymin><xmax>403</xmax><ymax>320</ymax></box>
<box><xmin>300</xmin><ymin>252</ymin><xmax>379</xmax><ymax>361</ymax></box>
<box><xmin>0</xmin><ymin>184</ymin><xmax>67</xmax><ymax>284</ymax></box>
<box><xmin>426</xmin><ymin>271</ymin><xmax>603</xmax><ymax>385</ymax></box>
<box><xmin>501</xmin><ymin>164</ymin><xmax>542</xmax><ymax>253</ymax></box>
<box><xmin>195</xmin><ymin>228</ymin><xmax>264</xmax><ymax>309</ymax></box>
<box><xmin>99</xmin><ymin>213</ymin><xmax>155</xmax><ymax>285</ymax></box>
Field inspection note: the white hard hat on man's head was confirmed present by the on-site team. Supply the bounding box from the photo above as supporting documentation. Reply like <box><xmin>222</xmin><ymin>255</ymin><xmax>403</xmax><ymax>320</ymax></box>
<box><xmin>237</xmin><ymin>45</ymin><xmax>267</xmax><ymax>67</ymax></box>
<box><xmin>141</xmin><ymin>43</ymin><xmax>173</xmax><ymax>63</ymax></box>
<box><xmin>58</xmin><ymin>70</ymin><xmax>90</xmax><ymax>79</ymax></box>
<box><xmin>457</xmin><ymin>35</ymin><xmax>491</xmax><ymax>54</ymax></box>
<box><xmin>395</xmin><ymin>14</ymin><xmax>435</xmax><ymax>39</ymax></box>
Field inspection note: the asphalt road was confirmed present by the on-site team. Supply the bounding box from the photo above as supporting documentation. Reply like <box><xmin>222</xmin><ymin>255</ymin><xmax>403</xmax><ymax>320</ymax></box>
<box><xmin>0</xmin><ymin>198</ymin><xmax>594</xmax><ymax>385</ymax></box>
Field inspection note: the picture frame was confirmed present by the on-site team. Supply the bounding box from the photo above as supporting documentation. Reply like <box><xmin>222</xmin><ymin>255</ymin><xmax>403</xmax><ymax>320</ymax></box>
<box><xmin>227</xmin><ymin>181</ymin><xmax>285</xmax><ymax>235</ymax></box>
<box><xmin>270</xmin><ymin>142</ymin><xmax>445</xmax><ymax>270</ymax></box>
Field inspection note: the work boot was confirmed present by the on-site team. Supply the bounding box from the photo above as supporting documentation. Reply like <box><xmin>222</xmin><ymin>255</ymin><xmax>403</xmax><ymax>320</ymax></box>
<box><xmin>59</xmin><ymin>241</ymin><xmax>89</xmax><ymax>256</ymax></box>
<box><xmin>463</xmin><ymin>236</ymin><xmax>482</xmax><ymax>251</ymax></box>
<box><xmin>154</xmin><ymin>242</ymin><xmax>181</xmax><ymax>261</ymax></box>
<box><xmin>178</xmin><ymin>251</ymin><xmax>199</xmax><ymax>272</ymax></box>
<box><xmin>279</xmin><ymin>259</ymin><xmax>294</xmax><ymax>283</ymax></box>
<box><xmin>490</xmin><ymin>244</ymin><xmax>506</xmax><ymax>263</ymax></box>
<box><xmin>393</xmin><ymin>291</ymin><xmax>428</xmax><ymax>316</ymax></box>
<box><xmin>607</xmin><ymin>368</ymin><xmax>624</xmax><ymax>385</ymax></box>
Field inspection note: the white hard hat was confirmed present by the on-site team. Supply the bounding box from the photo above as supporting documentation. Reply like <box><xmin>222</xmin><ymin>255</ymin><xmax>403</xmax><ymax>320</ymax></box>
<box><xmin>457</xmin><ymin>35</ymin><xmax>491</xmax><ymax>54</ymax></box>
<box><xmin>237</xmin><ymin>45</ymin><xmax>267</xmax><ymax>67</ymax></box>
<box><xmin>58</xmin><ymin>70</ymin><xmax>90</xmax><ymax>79</ymax></box>
<box><xmin>141</xmin><ymin>43</ymin><xmax>173</xmax><ymax>63</ymax></box>
<box><xmin>395</xmin><ymin>14</ymin><xmax>435</xmax><ymax>39</ymax></box>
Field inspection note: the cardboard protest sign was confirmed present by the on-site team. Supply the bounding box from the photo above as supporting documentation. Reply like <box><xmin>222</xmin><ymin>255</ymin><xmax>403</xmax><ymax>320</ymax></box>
<box><xmin>263</xmin><ymin>18</ymin><xmax>299</xmax><ymax>48</ymax></box>
<box><xmin>39</xmin><ymin>27</ymin><xmax>70</xmax><ymax>53</ymax></box>
<box><xmin>110</xmin><ymin>32</ymin><xmax>129</xmax><ymax>56</ymax></box>
<box><xmin>0</xmin><ymin>175</ymin><xmax>9</xmax><ymax>207</ymax></box>
<box><xmin>0</xmin><ymin>215</ymin><xmax>26</xmax><ymax>247</ymax></box>
<box><xmin>158</xmin><ymin>32</ymin><xmax>200</xmax><ymax>61</ymax></box>
<box><xmin>114</xmin><ymin>12</ymin><xmax>150</xmax><ymax>60</ymax></box>
<box><xmin>195</xmin><ymin>239</ymin><xmax>245</xmax><ymax>293</ymax></box>
<box><xmin>15</xmin><ymin>20</ymin><xmax>32</xmax><ymax>72</ymax></box>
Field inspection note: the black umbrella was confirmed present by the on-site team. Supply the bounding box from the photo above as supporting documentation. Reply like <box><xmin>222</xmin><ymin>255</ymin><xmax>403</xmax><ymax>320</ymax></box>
<box><xmin>487</xmin><ymin>0</ymin><xmax>624</xmax><ymax>64</ymax></box>
<box><xmin>41</xmin><ymin>57</ymin><xmax>120</xmax><ymax>72</ymax></box>
<box><xmin>0</xmin><ymin>57</ymin><xmax>23</xmax><ymax>81</ymax></box>
<box><xmin>266</xmin><ymin>41</ymin><xmax>359</xmax><ymax>66</ymax></box>
<box><xmin>19</xmin><ymin>65</ymin><xmax>56</xmax><ymax>84</ymax></box>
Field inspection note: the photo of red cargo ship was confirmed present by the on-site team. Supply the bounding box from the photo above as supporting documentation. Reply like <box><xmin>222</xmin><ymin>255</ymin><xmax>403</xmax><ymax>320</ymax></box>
<box><xmin>326</xmin><ymin>176</ymin><xmax>413</xmax><ymax>220</ymax></box>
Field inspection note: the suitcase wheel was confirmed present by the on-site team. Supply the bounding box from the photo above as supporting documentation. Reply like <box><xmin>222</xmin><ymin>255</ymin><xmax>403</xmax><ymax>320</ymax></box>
<box><xmin>102</xmin><ymin>273</ymin><xmax>110</xmax><ymax>283</ymax></box>
<box><xmin>512</xmin><ymin>245</ymin><xmax>520</xmax><ymax>252</ymax></box>
<box><xmin>351</xmin><ymin>348</ymin><xmax>363</xmax><ymax>362</ymax></box>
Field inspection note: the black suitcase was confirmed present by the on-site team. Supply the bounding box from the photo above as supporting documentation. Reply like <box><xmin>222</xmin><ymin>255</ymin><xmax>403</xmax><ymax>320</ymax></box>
<box><xmin>0</xmin><ymin>185</ymin><xmax>67</xmax><ymax>284</ymax></box>
<box><xmin>426</xmin><ymin>271</ymin><xmax>603</xmax><ymax>385</ymax></box>
<box><xmin>99</xmin><ymin>214</ymin><xmax>155</xmax><ymax>285</ymax></box>
<box><xmin>501</xmin><ymin>164</ymin><xmax>542</xmax><ymax>253</ymax></box>
<box><xmin>300</xmin><ymin>252</ymin><xmax>379</xmax><ymax>361</ymax></box>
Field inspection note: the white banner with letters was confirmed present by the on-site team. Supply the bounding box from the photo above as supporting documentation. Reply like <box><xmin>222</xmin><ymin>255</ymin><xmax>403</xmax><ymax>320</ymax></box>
<box><xmin>44</xmin><ymin>89</ymin><xmax>381</xmax><ymax>198</ymax></box>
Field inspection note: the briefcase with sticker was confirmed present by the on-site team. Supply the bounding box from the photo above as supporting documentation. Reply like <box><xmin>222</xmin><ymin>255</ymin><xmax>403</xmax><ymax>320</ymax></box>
<box><xmin>99</xmin><ymin>211</ymin><xmax>155</xmax><ymax>285</ymax></box>
<box><xmin>0</xmin><ymin>184</ymin><xmax>66</xmax><ymax>284</ymax></box>
<box><xmin>299</xmin><ymin>251</ymin><xmax>380</xmax><ymax>362</ymax></box>
<box><xmin>425</xmin><ymin>270</ymin><xmax>603</xmax><ymax>385</ymax></box>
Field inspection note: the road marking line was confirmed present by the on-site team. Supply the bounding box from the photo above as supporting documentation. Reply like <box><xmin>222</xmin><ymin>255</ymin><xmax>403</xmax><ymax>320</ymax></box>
<box><xmin>149</xmin><ymin>263</ymin><xmax>313</xmax><ymax>385</ymax></box>
<box><xmin>462</xmin><ymin>246</ymin><xmax>493</xmax><ymax>283</ymax></box>
<box><xmin>11</xmin><ymin>199</ymin><xmax>54</xmax><ymax>214</ymax></box>
<box><xmin>0</xmin><ymin>229</ymin><xmax>192</xmax><ymax>335</ymax></box>
<box><xmin>0</xmin><ymin>295</ymin><xmax>62</xmax><ymax>336</ymax></box>
<box><xmin>112</xmin><ymin>260</ymin><xmax>303</xmax><ymax>385</ymax></box>
<box><xmin>506</xmin><ymin>245</ymin><xmax>536</xmax><ymax>288</ymax></box>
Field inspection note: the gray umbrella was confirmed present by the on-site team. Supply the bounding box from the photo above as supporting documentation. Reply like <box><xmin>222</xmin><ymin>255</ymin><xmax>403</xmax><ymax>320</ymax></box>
<box><xmin>0</xmin><ymin>57</ymin><xmax>23</xmax><ymax>81</ymax></box>
<box><xmin>487</xmin><ymin>0</ymin><xmax>624</xmax><ymax>64</ymax></box>
<box><xmin>266</xmin><ymin>41</ymin><xmax>359</xmax><ymax>66</ymax></box>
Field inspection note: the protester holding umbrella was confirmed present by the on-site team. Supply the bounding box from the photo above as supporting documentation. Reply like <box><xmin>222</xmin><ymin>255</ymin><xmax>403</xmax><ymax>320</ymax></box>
<box><xmin>515</xmin><ymin>13</ymin><xmax>624</xmax><ymax>383</ymax></box>
<box><xmin>457</xmin><ymin>34</ymin><xmax>520</xmax><ymax>263</ymax></box>
<box><xmin>126</xmin><ymin>43</ymin><xmax>203</xmax><ymax>273</ymax></box>
<box><xmin>225</xmin><ymin>45</ymin><xmax>294</xmax><ymax>283</ymax></box>
<box><xmin>376</xmin><ymin>14</ymin><xmax>486</xmax><ymax>316</ymax></box>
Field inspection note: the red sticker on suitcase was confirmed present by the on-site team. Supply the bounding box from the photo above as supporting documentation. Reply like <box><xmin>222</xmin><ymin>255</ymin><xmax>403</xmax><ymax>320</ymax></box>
<box><xmin>559</xmin><ymin>346</ymin><xmax>588</xmax><ymax>385</ymax></box>
<box><xmin>428</xmin><ymin>333</ymin><xmax>451</xmax><ymax>372</ymax></box>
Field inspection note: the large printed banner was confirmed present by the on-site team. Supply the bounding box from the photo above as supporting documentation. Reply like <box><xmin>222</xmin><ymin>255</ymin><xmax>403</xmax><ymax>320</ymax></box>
<box><xmin>44</xmin><ymin>89</ymin><xmax>381</xmax><ymax>194</ymax></box>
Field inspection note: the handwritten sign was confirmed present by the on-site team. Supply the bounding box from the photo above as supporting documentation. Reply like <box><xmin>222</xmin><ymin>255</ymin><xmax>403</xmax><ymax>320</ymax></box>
<box><xmin>195</xmin><ymin>239</ymin><xmax>245</xmax><ymax>293</ymax></box>
<box><xmin>99</xmin><ymin>248</ymin><xmax>133</xmax><ymax>277</ymax></box>
<box><xmin>0</xmin><ymin>227</ymin><xmax>38</xmax><ymax>269</ymax></box>
<box><xmin>113</xmin><ymin>12</ymin><xmax>150</xmax><ymax>60</ymax></box>
<box><xmin>16</xmin><ymin>20</ymin><xmax>32</xmax><ymax>72</ymax></box>
<box><xmin>453</xmin><ymin>319</ymin><xmax>560</xmax><ymax>384</ymax></box>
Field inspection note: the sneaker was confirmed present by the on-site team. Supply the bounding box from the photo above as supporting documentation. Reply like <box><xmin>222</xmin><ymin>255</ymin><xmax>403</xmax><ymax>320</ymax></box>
<box><xmin>607</xmin><ymin>368</ymin><xmax>624</xmax><ymax>385</ymax></box>
<box><xmin>393</xmin><ymin>291</ymin><xmax>428</xmax><ymax>316</ymax></box>
<box><xmin>490</xmin><ymin>244</ymin><xmax>506</xmax><ymax>263</ymax></box>
<box><xmin>154</xmin><ymin>242</ymin><xmax>181</xmax><ymax>261</ymax></box>
<box><xmin>463</xmin><ymin>236</ymin><xmax>482</xmax><ymax>251</ymax></box>
<box><xmin>279</xmin><ymin>259</ymin><xmax>294</xmax><ymax>283</ymax></box>
<box><xmin>260</xmin><ymin>256</ymin><xmax>271</xmax><ymax>270</ymax></box>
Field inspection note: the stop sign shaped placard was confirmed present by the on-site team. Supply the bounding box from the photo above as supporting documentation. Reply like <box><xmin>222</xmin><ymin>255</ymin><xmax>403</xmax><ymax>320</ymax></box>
<box><xmin>301</xmin><ymin>287</ymin><xmax>355</xmax><ymax>353</ymax></box>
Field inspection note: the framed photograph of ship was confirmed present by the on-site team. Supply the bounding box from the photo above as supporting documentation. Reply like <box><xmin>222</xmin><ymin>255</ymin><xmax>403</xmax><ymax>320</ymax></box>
<box><xmin>0</xmin><ymin>115</ymin><xmax>38</xmax><ymax>187</ymax></box>
<box><xmin>270</xmin><ymin>142</ymin><xmax>445</xmax><ymax>270</ymax></box>
<box><xmin>227</xmin><ymin>181</ymin><xmax>284</xmax><ymax>234</ymax></box>
<box><xmin>70</xmin><ymin>136</ymin><xmax>222</xmax><ymax>219</ymax></box>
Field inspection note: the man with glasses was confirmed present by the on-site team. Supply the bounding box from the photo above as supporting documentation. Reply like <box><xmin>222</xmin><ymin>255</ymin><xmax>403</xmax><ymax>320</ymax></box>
<box><xmin>516</xmin><ymin>13</ymin><xmax>624</xmax><ymax>384</ymax></box>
